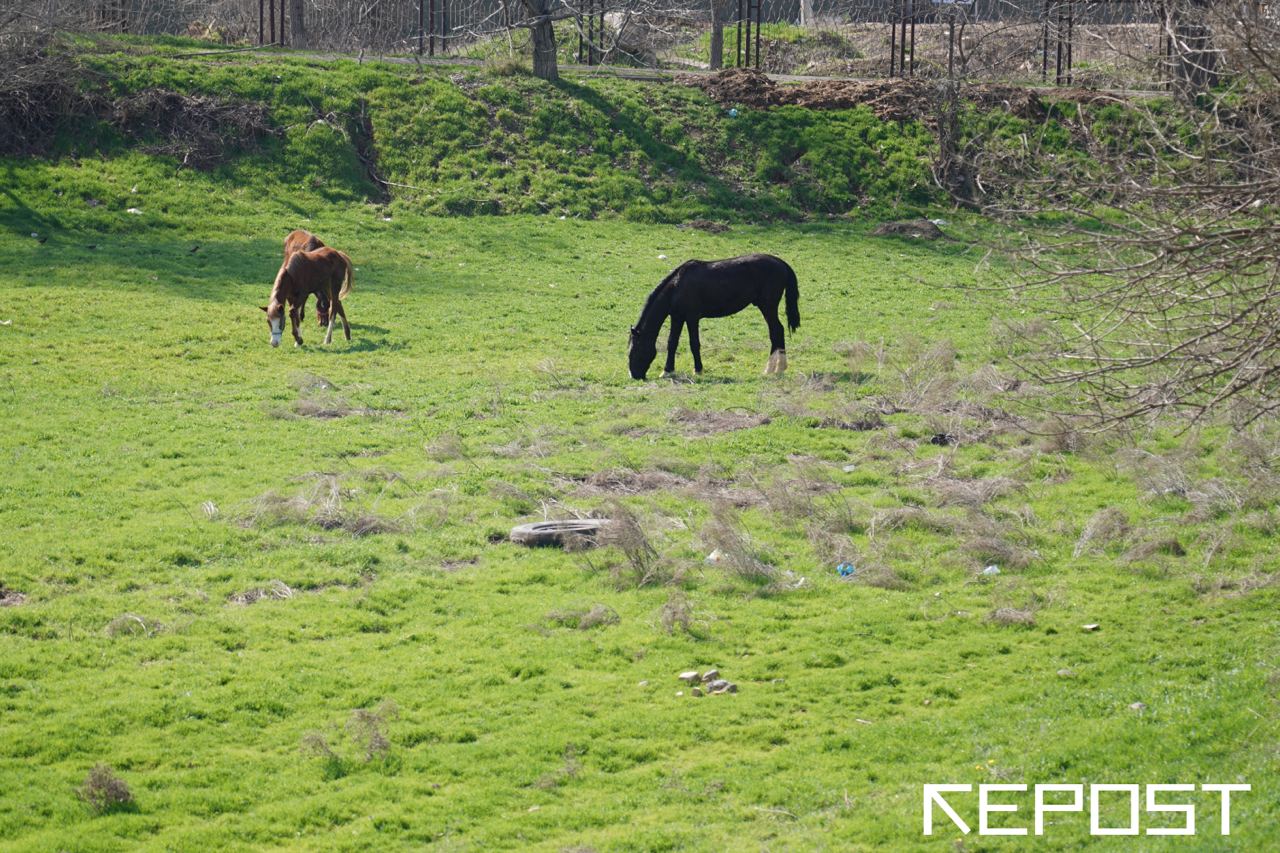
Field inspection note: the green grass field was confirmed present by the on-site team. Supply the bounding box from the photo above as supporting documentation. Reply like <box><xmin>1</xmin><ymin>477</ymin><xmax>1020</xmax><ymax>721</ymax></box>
<box><xmin>2</xmin><ymin>41</ymin><xmax>1277</xmax><ymax>851</ymax></box>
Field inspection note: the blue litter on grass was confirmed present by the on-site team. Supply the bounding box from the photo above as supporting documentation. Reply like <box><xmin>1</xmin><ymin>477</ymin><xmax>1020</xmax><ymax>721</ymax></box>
<box><xmin>836</xmin><ymin>563</ymin><xmax>857</xmax><ymax>577</ymax></box>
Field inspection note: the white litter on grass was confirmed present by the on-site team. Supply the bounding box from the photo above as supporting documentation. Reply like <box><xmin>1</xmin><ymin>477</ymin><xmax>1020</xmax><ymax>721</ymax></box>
<box><xmin>706</xmin><ymin>549</ymin><xmax>725</xmax><ymax>564</ymax></box>
<box><xmin>0</xmin><ymin>320</ymin><xmax>11</xmax><ymax>326</ymax></box>
<box><xmin>126</xmin><ymin>208</ymin><xmax>143</xmax><ymax>215</ymax></box>
<box><xmin>981</xmin><ymin>565</ymin><xmax>1001</xmax><ymax>576</ymax></box>
<box><xmin>657</xmin><ymin>254</ymin><xmax>667</xmax><ymax>260</ymax></box>
<box><xmin>929</xmin><ymin>218</ymin><xmax>948</xmax><ymax>225</ymax></box>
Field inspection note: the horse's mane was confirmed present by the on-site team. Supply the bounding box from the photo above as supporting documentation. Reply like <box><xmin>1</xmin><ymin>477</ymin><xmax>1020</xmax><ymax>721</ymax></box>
<box><xmin>635</xmin><ymin>261</ymin><xmax>693</xmax><ymax>336</ymax></box>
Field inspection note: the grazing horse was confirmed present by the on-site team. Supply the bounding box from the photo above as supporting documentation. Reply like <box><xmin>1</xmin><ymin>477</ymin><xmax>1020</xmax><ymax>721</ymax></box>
<box><xmin>628</xmin><ymin>253</ymin><xmax>799</xmax><ymax>379</ymax></box>
<box><xmin>260</xmin><ymin>247</ymin><xmax>353</xmax><ymax>347</ymax></box>
<box><xmin>282</xmin><ymin>229</ymin><xmax>330</xmax><ymax>327</ymax></box>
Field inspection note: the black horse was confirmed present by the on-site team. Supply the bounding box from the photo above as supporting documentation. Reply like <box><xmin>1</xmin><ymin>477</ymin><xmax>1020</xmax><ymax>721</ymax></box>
<box><xmin>628</xmin><ymin>253</ymin><xmax>800</xmax><ymax>380</ymax></box>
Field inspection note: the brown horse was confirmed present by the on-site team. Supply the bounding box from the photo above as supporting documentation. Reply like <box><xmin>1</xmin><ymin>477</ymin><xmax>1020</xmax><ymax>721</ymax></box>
<box><xmin>260</xmin><ymin>247</ymin><xmax>354</xmax><ymax>347</ymax></box>
<box><xmin>282</xmin><ymin>229</ymin><xmax>329</xmax><ymax>327</ymax></box>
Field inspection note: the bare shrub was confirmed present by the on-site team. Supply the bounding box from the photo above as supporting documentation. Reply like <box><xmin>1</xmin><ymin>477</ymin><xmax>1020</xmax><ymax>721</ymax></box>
<box><xmin>851</xmin><ymin>562</ymin><xmax>911</xmax><ymax>591</ymax></box>
<box><xmin>78</xmin><ymin>765</ymin><xmax>134</xmax><ymax>815</ymax></box>
<box><xmin>241</xmin><ymin>474</ymin><xmax>400</xmax><ymax>536</ymax></box>
<box><xmin>426</xmin><ymin>434</ymin><xmax>468</xmax><ymax>462</ymax></box>
<box><xmin>545</xmin><ymin>603</ymin><xmax>620</xmax><ymax>630</ymax></box>
<box><xmin>962</xmin><ymin>535</ymin><xmax>1035</xmax><ymax>571</ymax></box>
<box><xmin>571</xmin><ymin>468</ymin><xmax>689</xmax><ymax>496</ymax></box>
<box><xmin>1073</xmin><ymin>508</ymin><xmax>1131</xmax><ymax>557</ymax></box>
<box><xmin>1121</xmin><ymin>449</ymin><xmax>1195</xmax><ymax>499</ymax></box>
<box><xmin>595</xmin><ymin>502</ymin><xmax>671</xmax><ymax>588</ymax></box>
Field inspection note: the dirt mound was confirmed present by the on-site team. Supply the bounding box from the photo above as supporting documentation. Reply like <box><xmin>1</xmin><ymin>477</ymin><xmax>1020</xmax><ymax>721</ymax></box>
<box><xmin>682</xmin><ymin>68</ymin><xmax>783</xmax><ymax>108</ymax></box>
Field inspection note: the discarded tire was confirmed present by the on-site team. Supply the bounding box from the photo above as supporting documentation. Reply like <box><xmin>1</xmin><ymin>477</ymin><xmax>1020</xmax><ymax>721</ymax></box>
<box><xmin>509</xmin><ymin>519</ymin><xmax>609</xmax><ymax>548</ymax></box>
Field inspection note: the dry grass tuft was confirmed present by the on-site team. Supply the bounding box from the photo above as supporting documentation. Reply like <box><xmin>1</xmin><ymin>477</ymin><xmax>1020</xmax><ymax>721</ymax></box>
<box><xmin>593</xmin><ymin>502</ymin><xmax>674</xmax><ymax>588</ymax></box>
<box><xmin>851</xmin><ymin>562</ymin><xmax>912</xmax><ymax>590</ymax></box>
<box><xmin>240</xmin><ymin>474</ymin><xmax>401</xmax><ymax>537</ymax></box>
<box><xmin>1123</xmin><ymin>536</ymin><xmax>1187</xmax><ymax>562</ymax></box>
<box><xmin>988</xmin><ymin>607</ymin><xmax>1037</xmax><ymax>627</ymax></box>
<box><xmin>962</xmin><ymin>535</ymin><xmax>1036</xmax><ymax>571</ymax></box>
<box><xmin>701</xmin><ymin>505</ymin><xmax>778</xmax><ymax>584</ymax></box>
<box><xmin>1192</xmin><ymin>571</ymin><xmax>1280</xmax><ymax>597</ymax></box>
<box><xmin>870</xmin><ymin>506</ymin><xmax>959</xmax><ymax>537</ymax></box>
<box><xmin>426</xmin><ymin>434</ymin><xmax>468</xmax><ymax>462</ymax></box>
<box><xmin>571</xmin><ymin>468</ymin><xmax>690</xmax><ymax>496</ymax></box>
<box><xmin>545</xmin><ymin>603</ymin><xmax>621</xmax><ymax>630</ymax></box>
<box><xmin>347</xmin><ymin>700</ymin><xmax>399</xmax><ymax>762</ymax></box>
<box><xmin>78</xmin><ymin>765</ymin><xmax>135</xmax><ymax>814</ymax></box>
<box><xmin>659</xmin><ymin>590</ymin><xmax>699</xmax><ymax>635</ymax></box>
<box><xmin>0</xmin><ymin>585</ymin><xmax>26</xmax><ymax>607</ymax></box>
<box><xmin>228</xmin><ymin>579</ymin><xmax>294</xmax><ymax>605</ymax></box>
<box><xmin>930</xmin><ymin>475</ymin><xmax>1019</xmax><ymax>509</ymax></box>
<box><xmin>1073</xmin><ymin>507</ymin><xmax>1130</xmax><ymax>557</ymax></box>
<box><xmin>104</xmin><ymin>613</ymin><xmax>163</xmax><ymax>637</ymax></box>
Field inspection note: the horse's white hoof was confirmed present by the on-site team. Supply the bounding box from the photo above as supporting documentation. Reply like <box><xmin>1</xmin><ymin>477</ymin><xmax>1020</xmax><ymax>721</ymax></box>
<box><xmin>774</xmin><ymin>351</ymin><xmax>788</xmax><ymax>374</ymax></box>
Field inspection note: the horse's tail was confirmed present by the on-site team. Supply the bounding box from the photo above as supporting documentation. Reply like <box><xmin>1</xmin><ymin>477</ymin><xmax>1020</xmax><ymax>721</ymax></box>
<box><xmin>784</xmin><ymin>263</ymin><xmax>800</xmax><ymax>333</ymax></box>
<box><xmin>336</xmin><ymin>250</ymin><xmax>354</xmax><ymax>300</ymax></box>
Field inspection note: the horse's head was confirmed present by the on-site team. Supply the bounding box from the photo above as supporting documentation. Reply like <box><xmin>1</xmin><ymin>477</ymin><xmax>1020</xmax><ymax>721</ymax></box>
<box><xmin>260</xmin><ymin>303</ymin><xmax>285</xmax><ymax>347</ymax></box>
<box><xmin>628</xmin><ymin>326</ymin><xmax>657</xmax><ymax>380</ymax></box>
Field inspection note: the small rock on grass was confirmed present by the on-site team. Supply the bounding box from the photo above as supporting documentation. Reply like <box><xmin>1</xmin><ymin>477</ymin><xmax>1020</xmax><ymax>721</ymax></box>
<box><xmin>678</xmin><ymin>671</ymin><xmax>700</xmax><ymax>683</ymax></box>
<box><xmin>701</xmin><ymin>669</ymin><xmax>719</xmax><ymax>683</ymax></box>
<box><xmin>1082</xmin><ymin>623</ymin><xmax>1101</xmax><ymax>632</ymax></box>
<box><xmin>691</xmin><ymin>687</ymin><xmax>703</xmax><ymax>697</ymax></box>
<box><xmin>1057</xmin><ymin>668</ymin><xmax>1076</xmax><ymax>678</ymax></box>
<box><xmin>1129</xmin><ymin>702</ymin><xmax>1147</xmax><ymax>712</ymax></box>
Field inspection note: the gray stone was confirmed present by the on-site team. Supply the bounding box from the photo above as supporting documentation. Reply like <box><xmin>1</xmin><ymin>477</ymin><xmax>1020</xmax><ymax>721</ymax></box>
<box><xmin>701</xmin><ymin>669</ymin><xmax>720</xmax><ymax>683</ymax></box>
<box><xmin>678</xmin><ymin>671</ymin><xmax>700</xmax><ymax>683</ymax></box>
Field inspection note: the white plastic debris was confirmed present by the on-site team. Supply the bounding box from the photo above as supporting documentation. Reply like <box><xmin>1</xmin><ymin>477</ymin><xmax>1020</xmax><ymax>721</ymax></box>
<box><xmin>126</xmin><ymin>208</ymin><xmax>143</xmax><ymax>215</ymax></box>
<box><xmin>657</xmin><ymin>254</ymin><xmax>668</xmax><ymax>260</ymax></box>
<box><xmin>981</xmin><ymin>565</ymin><xmax>1001</xmax><ymax>576</ymax></box>
<box><xmin>706</xmin><ymin>549</ymin><xmax>725</xmax><ymax>564</ymax></box>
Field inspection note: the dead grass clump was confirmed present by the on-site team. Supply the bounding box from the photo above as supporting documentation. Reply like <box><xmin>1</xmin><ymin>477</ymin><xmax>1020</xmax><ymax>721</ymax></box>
<box><xmin>572</xmin><ymin>468</ymin><xmax>690</xmax><ymax>496</ymax></box>
<box><xmin>0</xmin><ymin>585</ymin><xmax>26</xmax><ymax>607</ymax></box>
<box><xmin>545</xmin><ymin>604</ymin><xmax>621</xmax><ymax>630</ymax></box>
<box><xmin>242</xmin><ymin>475</ymin><xmax>400</xmax><ymax>537</ymax></box>
<box><xmin>988</xmin><ymin>607</ymin><xmax>1037</xmax><ymax>627</ymax></box>
<box><xmin>1192</xmin><ymin>571</ymin><xmax>1279</xmax><ymax>597</ymax></box>
<box><xmin>659</xmin><ymin>590</ymin><xmax>697</xmax><ymax>635</ymax></box>
<box><xmin>426</xmin><ymin>433</ymin><xmax>468</xmax><ymax>462</ymax></box>
<box><xmin>1036</xmin><ymin>418</ymin><xmax>1089</xmax><ymax>454</ymax></box>
<box><xmin>1123</xmin><ymin>536</ymin><xmax>1187</xmax><ymax>563</ymax></box>
<box><xmin>1184</xmin><ymin>479</ymin><xmax>1245</xmax><ymax>522</ymax></box>
<box><xmin>671</xmin><ymin>407</ymin><xmax>770</xmax><ymax>437</ymax></box>
<box><xmin>1120</xmin><ymin>449</ymin><xmax>1194</xmax><ymax>499</ymax></box>
<box><xmin>817</xmin><ymin>410</ymin><xmax>885</xmax><ymax>432</ymax></box>
<box><xmin>228</xmin><ymin>579</ymin><xmax>294</xmax><ymax>605</ymax></box>
<box><xmin>930</xmin><ymin>476</ymin><xmax>1019</xmax><ymax>509</ymax></box>
<box><xmin>1073</xmin><ymin>508</ymin><xmax>1130</xmax><ymax>557</ymax></box>
<box><xmin>869</xmin><ymin>506</ymin><xmax>959</xmax><ymax>538</ymax></box>
<box><xmin>104</xmin><ymin>613</ymin><xmax>163</xmax><ymax>637</ymax></box>
<box><xmin>962</xmin><ymin>535</ymin><xmax>1036</xmax><ymax>571</ymax></box>
<box><xmin>747</xmin><ymin>468</ymin><xmax>840</xmax><ymax>522</ymax></box>
<box><xmin>491</xmin><ymin>430</ymin><xmax>557</xmax><ymax>459</ymax></box>
<box><xmin>851</xmin><ymin>563</ymin><xmax>911</xmax><ymax>591</ymax></box>
<box><xmin>347</xmin><ymin>700</ymin><xmax>399</xmax><ymax>762</ymax></box>
<box><xmin>78</xmin><ymin>765</ymin><xmax>135</xmax><ymax>815</ymax></box>
<box><xmin>594</xmin><ymin>502</ymin><xmax>673</xmax><ymax>588</ymax></box>
<box><xmin>701</xmin><ymin>506</ymin><xmax>778</xmax><ymax>584</ymax></box>
<box><xmin>289</xmin><ymin>371</ymin><xmax>337</xmax><ymax>393</ymax></box>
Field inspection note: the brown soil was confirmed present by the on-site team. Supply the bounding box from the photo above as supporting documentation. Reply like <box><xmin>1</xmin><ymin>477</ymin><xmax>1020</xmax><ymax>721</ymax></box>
<box><xmin>671</xmin><ymin>407</ymin><xmax>771</xmax><ymax>437</ymax></box>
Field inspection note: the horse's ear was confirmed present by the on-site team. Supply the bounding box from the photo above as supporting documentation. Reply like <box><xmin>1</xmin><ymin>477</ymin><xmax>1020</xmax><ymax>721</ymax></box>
<box><xmin>259</xmin><ymin>305</ymin><xmax>269</xmax><ymax>313</ymax></box>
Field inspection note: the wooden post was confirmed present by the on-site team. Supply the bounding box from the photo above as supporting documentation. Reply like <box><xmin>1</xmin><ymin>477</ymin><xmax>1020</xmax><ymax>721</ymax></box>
<box><xmin>268</xmin><ymin>0</ymin><xmax>275</xmax><ymax>43</ymax></box>
<box><xmin>889</xmin><ymin>0</ymin><xmax>897</xmax><ymax>76</ymax></box>
<box><xmin>258</xmin><ymin>0</ymin><xmax>264</xmax><ymax>44</ymax></box>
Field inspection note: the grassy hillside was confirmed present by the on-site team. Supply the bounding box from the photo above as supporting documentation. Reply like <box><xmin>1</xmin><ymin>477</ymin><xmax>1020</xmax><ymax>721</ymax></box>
<box><xmin>2</xmin><ymin>39</ymin><xmax>1277</xmax><ymax>851</ymax></box>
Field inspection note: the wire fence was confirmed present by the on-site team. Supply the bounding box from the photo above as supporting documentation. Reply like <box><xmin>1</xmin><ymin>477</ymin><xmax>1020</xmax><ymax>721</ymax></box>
<box><xmin>4</xmin><ymin>0</ymin><xmax>1233</xmax><ymax>89</ymax></box>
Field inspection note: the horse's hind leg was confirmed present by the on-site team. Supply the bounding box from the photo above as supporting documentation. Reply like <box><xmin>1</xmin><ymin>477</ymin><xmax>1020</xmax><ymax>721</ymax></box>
<box><xmin>334</xmin><ymin>298</ymin><xmax>351</xmax><ymax>341</ymax></box>
<box><xmin>759</xmin><ymin>304</ymin><xmax>787</xmax><ymax>375</ymax></box>
<box><xmin>290</xmin><ymin>305</ymin><xmax>304</xmax><ymax>347</ymax></box>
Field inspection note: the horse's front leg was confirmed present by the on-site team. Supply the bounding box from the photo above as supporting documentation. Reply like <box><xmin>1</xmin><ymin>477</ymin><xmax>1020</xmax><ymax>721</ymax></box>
<box><xmin>663</xmin><ymin>317</ymin><xmax>684</xmax><ymax>377</ymax></box>
<box><xmin>334</xmin><ymin>298</ymin><xmax>351</xmax><ymax>341</ymax></box>
<box><xmin>687</xmin><ymin>319</ymin><xmax>703</xmax><ymax>375</ymax></box>
<box><xmin>289</xmin><ymin>306</ymin><xmax>304</xmax><ymax>347</ymax></box>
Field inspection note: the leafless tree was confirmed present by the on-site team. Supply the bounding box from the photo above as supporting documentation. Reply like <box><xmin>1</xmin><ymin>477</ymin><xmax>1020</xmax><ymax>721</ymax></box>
<box><xmin>1000</xmin><ymin>1</ymin><xmax>1279</xmax><ymax>429</ymax></box>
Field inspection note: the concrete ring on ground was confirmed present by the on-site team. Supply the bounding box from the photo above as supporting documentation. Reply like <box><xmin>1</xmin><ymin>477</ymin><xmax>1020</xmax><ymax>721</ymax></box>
<box><xmin>509</xmin><ymin>519</ymin><xmax>609</xmax><ymax>548</ymax></box>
